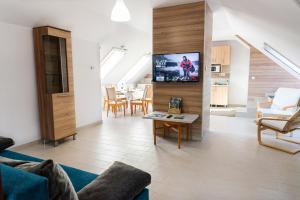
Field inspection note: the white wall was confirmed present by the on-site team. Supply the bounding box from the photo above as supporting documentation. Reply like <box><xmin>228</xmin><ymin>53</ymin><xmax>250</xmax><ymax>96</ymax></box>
<box><xmin>0</xmin><ymin>22</ymin><xmax>39</xmax><ymax>145</ymax></box>
<box><xmin>0</xmin><ymin>22</ymin><xmax>102</xmax><ymax>146</ymax></box>
<box><xmin>222</xmin><ymin>0</ymin><xmax>300</xmax><ymax>72</ymax></box>
<box><xmin>73</xmin><ymin>38</ymin><xmax>102</xmax><ymax>128</ymax></box>
<box><xmin>228</xmin><ymin>40</ymin><xmax>250</xmax><ymax>106</ymax></box>
<box><xmin>213</xmin><ymin>40</ymin><xmax>250</xmax><ymax>106</ymax></box>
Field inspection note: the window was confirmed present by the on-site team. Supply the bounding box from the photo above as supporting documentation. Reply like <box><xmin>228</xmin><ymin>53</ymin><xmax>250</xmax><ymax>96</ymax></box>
<box><xmin>264</xmin><ymin>43</ymin><xmax>300</xmax><ymax>75</ymax></box>
<box><xmin>101</xmin><ymin>48</ymin><xmax>126</xmax><ymax>79</ymax></box>
<box><xmin>119</xmin><ymin>53</ymin><xmax>151</xmax><ymax>84</ymax></box>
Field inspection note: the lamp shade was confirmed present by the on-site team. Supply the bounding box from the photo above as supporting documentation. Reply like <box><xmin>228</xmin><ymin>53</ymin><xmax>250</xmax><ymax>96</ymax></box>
<box><xmin>111</xmin><ymin>0</ymin><xmax>131</xmax><ymax>22</ymax></box>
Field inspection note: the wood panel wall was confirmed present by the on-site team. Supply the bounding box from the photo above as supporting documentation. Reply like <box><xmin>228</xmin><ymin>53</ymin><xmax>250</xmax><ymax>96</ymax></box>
<box><xmin>237</xmin><ymin>36</ymin><xmax>300</xmax><ymax>105</ymax></box>
<box><xmin>153</xmin><ymin>1</ymin><xmax>212</xmax><ymax>138</ymax></box>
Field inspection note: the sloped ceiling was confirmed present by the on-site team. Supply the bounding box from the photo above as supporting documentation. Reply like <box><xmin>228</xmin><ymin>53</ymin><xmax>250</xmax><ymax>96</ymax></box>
<box><xmin>0</xmin><ymin>0</ymin><xmax>154</xmax><ymax>41</ymax></box>
<box><xmin>0</xmin><ymin>0</ymin><xmax>299</xmax><ymax>82</ymax></box>
<box><xmin>211</xmin><ymin>0</ymin><xmax>300</xmax><ymax>67</ymax></box>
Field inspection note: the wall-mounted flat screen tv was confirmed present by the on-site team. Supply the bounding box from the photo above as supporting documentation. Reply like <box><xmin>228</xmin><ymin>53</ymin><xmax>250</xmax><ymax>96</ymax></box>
<box><xmin>153</xmin><ymin>52</ymin><xmax>200</xmax><ymax>82</ymax></box>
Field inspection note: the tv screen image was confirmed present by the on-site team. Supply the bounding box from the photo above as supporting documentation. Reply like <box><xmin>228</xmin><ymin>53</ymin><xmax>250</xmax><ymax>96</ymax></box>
<box><xmin>153</xmin><ymin>52</ymin><xmax>200</xmax><ymax>82</ymax></box>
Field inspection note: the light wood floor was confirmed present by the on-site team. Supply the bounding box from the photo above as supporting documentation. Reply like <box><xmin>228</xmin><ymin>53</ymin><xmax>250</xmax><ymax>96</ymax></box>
<box><xmin>13</xmin><ymin>115</ymin><xmax>300</xmax><ymax>200</ymax></box>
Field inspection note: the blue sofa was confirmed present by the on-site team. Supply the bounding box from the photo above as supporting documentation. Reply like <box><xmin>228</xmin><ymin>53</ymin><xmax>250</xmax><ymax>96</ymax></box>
<box><xmin>0</xmin><ymin>150</ymin><xmax>149</xmax><ymax>200</ymax></box>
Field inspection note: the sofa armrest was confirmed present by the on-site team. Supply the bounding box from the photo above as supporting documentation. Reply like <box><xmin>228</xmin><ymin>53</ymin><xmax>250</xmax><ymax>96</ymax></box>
<box><xmin>0</xmin><ymin>164</ymin><xmax>48</xmax><ymax>200</ymax></box>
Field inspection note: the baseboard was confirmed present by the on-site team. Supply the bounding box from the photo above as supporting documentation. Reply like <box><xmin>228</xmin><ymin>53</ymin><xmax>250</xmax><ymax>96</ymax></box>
<box><xmin>11</xmin><ymin>139</ymin><xmax>41</xmax><ymax>151</ymax></box>
<box><xmin>76</xmin><ymin>120</ymin><xmax>103</xmax><ymax>130</ymax></box>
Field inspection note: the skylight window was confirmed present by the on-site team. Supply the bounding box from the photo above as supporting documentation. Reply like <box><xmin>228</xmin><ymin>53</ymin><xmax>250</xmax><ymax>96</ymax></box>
<box><xmin>119</xmin><ymin>53</ymin><xmax>151</xmax><ymax>84</ymax></box>
<box><xmin>101</xmin><ymin>48</ymin><xmax>126</xmax><ymax>79</ymax></box>
<box><xmin>264</xmin><ymin>43</ymin><xmax>300</xmax><ymax>75</ymax></box>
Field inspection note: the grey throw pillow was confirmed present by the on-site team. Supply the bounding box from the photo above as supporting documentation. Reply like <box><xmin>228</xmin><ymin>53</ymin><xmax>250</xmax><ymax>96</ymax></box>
<box><xmin>78</xmin><ymin>161</ymin><xmax>151</xmax><ymax>200</ymax></box>
<box><xmin>16</xmin><ymin>159</ymin><xmax>78</xmax><ymax>200</ymax></box>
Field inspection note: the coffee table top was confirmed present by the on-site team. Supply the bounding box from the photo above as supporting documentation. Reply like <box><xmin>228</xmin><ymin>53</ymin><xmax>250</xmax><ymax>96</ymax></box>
<box><xmin>143</xmin><ymin>111</ymin><xmax>199</xmax><ymax>124</ymax></box>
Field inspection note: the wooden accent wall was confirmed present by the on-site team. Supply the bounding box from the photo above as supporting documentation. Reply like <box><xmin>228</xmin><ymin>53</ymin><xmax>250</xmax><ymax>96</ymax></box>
<box><xmin>237</xmin><ymin>36</ymin><xmax>300</xmax><ymax>104</ymax></box>
<box><xmin>153</xmin><ymin>2</ymin><xmax>212</xmax><ymax>138</ymax></box>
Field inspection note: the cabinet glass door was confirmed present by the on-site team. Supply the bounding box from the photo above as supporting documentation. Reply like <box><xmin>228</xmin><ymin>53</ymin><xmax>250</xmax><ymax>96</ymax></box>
<box><xmin>43</xmin><ymin>35</ymin><xmax>69</xmax><ymax>94</ymax></box>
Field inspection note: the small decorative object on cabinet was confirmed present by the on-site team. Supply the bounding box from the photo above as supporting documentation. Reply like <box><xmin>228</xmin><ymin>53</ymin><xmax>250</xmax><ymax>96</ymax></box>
<box><xmin>168</xmin><ymin>97</ymin><xmax>183</xmax><ymax>114</ymax></box>
<box><xmin>33</xmin><ymin>26</ymin><xmax>76</xmax><ymax>146</ymax></box>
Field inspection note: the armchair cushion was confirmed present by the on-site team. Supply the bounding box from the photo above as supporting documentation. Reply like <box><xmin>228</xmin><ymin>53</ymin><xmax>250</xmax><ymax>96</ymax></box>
<box><xmin>261</xmin><ymin>119</ymin><xmax>288</xmax><ymax>131</ymax></box>
<box><xmin>271</xmin><ymin>88</ymin><xmax>300</xmax><ymax>112</ymax></box>
<box><xmin>257</xmin><ymin>108</ymin><xmax>295</xmax><ymax>117</ymax></box>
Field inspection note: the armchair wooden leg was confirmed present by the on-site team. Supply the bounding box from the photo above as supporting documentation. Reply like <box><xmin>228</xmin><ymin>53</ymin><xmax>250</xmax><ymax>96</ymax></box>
<box><xmin>258</xmin><ymin>126</ymin><xmax>300</xmax><ymax>154</ymax></box>
<box><xmin>260</xmin><ymin>143</ymin><xmax>300</xmax><ymax>154</ymax></box>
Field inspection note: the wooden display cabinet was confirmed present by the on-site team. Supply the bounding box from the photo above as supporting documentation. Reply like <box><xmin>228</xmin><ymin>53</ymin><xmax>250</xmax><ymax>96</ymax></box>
<box><xmin>33</xmin><ymin>26</ymin><xmax>76</xmax><ymax>146</ymax></box>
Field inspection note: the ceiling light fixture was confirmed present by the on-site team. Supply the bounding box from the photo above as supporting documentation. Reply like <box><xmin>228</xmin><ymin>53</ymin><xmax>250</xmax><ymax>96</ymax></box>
<box><xmin>111</xmin><ymin>0</ymin><xmax>131</xmax><ymax>22</ymax></box>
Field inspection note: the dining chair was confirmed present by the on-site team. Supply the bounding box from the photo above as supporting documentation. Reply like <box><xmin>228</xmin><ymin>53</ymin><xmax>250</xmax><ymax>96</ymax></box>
<box><xmin>143</xmin><ymin>85</ymin><xmax>153</xmax><ymax>113</ymax></box>
<box><xmin>130</xmin><ymin>86</ymin><xmax>151</xmax><ymax>116</ymax></box>
<box><xmin>106</xmin><ymin>87</ymin><xmax>126</xmax><ymax>117</ymax></box>
<box><xmin>257</xmin><ymin>109</ymin><xmax>300</xmax><ymax>154</ymax></box>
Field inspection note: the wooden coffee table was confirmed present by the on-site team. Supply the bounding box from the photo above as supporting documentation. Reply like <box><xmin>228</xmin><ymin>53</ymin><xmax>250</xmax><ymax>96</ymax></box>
<box><xmin>144</xmin><ymin>112</ymin><xmax>199</xmax><ymax>149</ymax></box>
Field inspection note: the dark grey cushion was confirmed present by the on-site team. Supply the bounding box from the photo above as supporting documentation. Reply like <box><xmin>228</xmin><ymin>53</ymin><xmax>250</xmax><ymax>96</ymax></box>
<box><xmin>0</xmin><ymin>137</ymin><xmax>14</xmax><ymax>151</ymax></box>
<box><xmin>78</xmin><ymin>161</ymin><xmax>151</xmax><ymax>200</ymax></box>
<box><xmin>0</xmin><ymin>157</ymin><xmax>78</xmax><ymax>200</ymax></box>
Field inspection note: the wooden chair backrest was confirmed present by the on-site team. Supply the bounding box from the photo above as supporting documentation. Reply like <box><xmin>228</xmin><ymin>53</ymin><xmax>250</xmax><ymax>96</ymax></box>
<box><xmin>106</xmin><ymin>87</ymin><xmax>117</xmax><ymax>101</ymax></box>
<box><xmin>284</xmin><ymin>109</ymin><xmax>300</xmax><ymax>131</ymax></box>
<box><xmin>143</xmin><ymin>85</ymin><xmax>152</xmax><ymax>99</ymax></box>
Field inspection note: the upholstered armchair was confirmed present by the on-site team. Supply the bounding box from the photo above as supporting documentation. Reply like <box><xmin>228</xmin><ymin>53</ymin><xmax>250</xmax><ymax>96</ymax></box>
<box><xmin>256</xmin><ymin>88</ymin><xmax>300</xmax><ymax>119</ymax></box>
<box><xmin>257</xmin><ymin>109</ymin><xmax>300</xmax><ymax>154</ymax></box>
